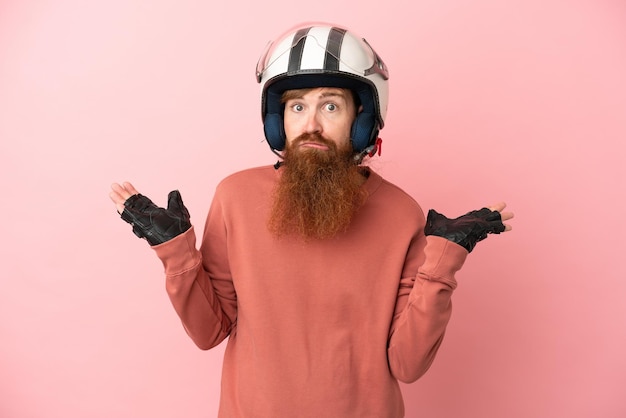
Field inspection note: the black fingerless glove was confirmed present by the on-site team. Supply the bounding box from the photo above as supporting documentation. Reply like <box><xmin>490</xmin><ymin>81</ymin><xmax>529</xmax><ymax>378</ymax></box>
<box><xmin>120</xmin><ymin>191</ymin><xmax>191</xmax><ymax>246</ymax></box>
<box><xmin>424</xmin><ymin>207</ymin><xmax>505</xmax><ymax>253</ymax></box>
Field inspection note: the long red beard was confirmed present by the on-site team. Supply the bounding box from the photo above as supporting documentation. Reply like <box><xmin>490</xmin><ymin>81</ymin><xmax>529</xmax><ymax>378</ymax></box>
<box><xmin>267</xmin><ymin>133</ymin><xmax>367</xmax><ymax>240</ymax></box>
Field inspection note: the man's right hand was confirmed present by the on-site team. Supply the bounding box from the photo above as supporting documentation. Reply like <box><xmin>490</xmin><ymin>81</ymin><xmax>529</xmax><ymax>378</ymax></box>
<box><xmin>109</xmin><ymin>182</ymin><xmax>191</xmax><ymax>246</ymax></box>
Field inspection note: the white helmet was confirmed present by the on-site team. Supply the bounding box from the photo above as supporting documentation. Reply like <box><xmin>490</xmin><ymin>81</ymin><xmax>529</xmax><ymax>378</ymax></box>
<box><xmin>256</xmin><ymin>23</ymin><xmax>389</xmax><ymax>154</ymax></box>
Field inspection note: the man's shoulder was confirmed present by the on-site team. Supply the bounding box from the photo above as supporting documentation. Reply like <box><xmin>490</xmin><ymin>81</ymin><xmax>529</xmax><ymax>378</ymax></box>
<box><xmin>368</xmin><ymin>169</ymin><xmax>418</xmax><ymax>201</ymax></box>
<box><xmin>221</xmin><ymin>165</ymin><xmax>276</xmax><ymax>181</ymax></box>
<box><xmin>216</xmin><ymin>165</ymin><xmax>277</xmax><ymax>194</ymax></box>
<box><xmin>367</xmin><ymin>169</ymin><xmax>424</xmax><ymax>214</ymax></box>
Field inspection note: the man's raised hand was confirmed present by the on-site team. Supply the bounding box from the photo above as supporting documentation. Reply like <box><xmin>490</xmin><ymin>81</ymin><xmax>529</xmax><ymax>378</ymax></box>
<box><xmin>109</xmin><ymin>182</ymin><xmax>191</xmax><ymax>246</ymax></box>
<box><xmin>424</xmin><ymin>202</ymin><xmax>514</xmax><ymax>252</ymax></box>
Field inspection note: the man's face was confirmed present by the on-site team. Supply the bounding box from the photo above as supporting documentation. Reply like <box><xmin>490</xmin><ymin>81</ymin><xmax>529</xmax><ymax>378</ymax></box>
<box><xmin>267</xmin><ymin>87</ymin><xmax>366</xmax><ymax>240</ymax></box>
<box><xmin>283</xmin><ymin>87</ymin><xmax>357</xmax><ymax>153</ymax></box>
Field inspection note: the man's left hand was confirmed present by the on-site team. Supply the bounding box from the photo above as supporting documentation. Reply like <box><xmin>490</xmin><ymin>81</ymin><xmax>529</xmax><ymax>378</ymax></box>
<box><xmin>424</xmin><ymin>202</ymin><xmax>514</xmax><ymax>252</ymax></box>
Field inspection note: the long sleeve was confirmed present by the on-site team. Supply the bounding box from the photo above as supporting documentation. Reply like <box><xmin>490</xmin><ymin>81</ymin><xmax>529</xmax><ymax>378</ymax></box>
<box><xmin>150</xmin><ymin>167</ymin><xmax>273</xmax><ymax>353</ymax></box>
<box><xmin>387</xmin><ymin>235</ymin><xmax>468</xmax><ymax>383</ymax></box>
<box><xmin>152</xmin><ymin>191</ymin><xmax>238</xmax><ymax>350</ymax></box>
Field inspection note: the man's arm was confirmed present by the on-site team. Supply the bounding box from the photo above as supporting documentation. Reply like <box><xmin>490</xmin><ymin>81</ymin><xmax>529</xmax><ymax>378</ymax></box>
<box><xmin>109</xmin><ymin>182</ymin><xmax>236</xmax><ymax>350</ymax></box>
<box><xmin>387</xmin><ymin>203</ymin><xmax>513</xmax><ymax>382</ymax></box>
<box><xmin>387</xmin><ymin>234</ymin><xmax>466</xmax><ymax>383</ymax></box>
<box><xmin>153</xmin><ymin>227</ymin><xmax>235</xmax><ymax>350</ymax></box>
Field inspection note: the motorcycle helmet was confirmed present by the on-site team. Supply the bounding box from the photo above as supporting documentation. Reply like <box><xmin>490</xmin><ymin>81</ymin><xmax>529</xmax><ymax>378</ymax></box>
<box><xmin>256</xmin><ymin>23</ymin><xmax>389</xmax><ymax>155</ymax></box>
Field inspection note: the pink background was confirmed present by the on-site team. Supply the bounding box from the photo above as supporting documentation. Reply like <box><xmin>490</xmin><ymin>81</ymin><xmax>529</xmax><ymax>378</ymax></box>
<box><xmin>1</xmin><ymin>0</ymin><xmax>625</xmax><ymax>417</ymax></box>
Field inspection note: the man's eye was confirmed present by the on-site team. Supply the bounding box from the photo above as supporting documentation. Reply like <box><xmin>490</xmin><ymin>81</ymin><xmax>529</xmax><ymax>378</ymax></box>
<box><xmin>292</xmin><ymin>104</ymin><xmax>304</xmax><ymax>112</ymax></box>
<box><xmin>325</xmin><ymin>103</ymin><xmax>337</xmax><ymax>111</ymax></box>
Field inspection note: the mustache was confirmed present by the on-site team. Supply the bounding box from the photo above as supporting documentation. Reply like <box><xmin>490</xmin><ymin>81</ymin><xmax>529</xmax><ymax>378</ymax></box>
<box><xmin>292</xmin><ymin>133</ymin><xmax>336</xmax><ymax>149</ymax></box>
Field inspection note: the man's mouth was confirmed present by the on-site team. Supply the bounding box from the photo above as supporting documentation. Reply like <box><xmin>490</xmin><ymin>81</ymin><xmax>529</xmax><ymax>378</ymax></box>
<box><xmin>299</xmin><ymin>142</ymin><xmax>330</xmax><ymax>150</ymax></box>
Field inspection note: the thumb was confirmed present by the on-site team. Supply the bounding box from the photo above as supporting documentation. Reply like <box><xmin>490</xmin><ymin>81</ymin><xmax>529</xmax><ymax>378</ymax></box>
<box><xmin>166</xmin><ymin>190</ymin><xmax>188</xmax><ymax>217</ymax></box>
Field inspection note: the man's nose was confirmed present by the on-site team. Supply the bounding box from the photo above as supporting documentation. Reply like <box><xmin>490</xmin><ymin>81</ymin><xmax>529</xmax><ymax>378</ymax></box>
<box><xmin>303</xmin><ymin>111</ymin><xmax>322</xmax><ymax>134</ymax></box>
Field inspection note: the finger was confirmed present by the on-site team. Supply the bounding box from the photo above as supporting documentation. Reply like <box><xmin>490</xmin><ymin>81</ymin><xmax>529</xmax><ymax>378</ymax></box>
<box><xmin>110</xmin><ymin>182</ymin><xmax>140</xmax><ymax>214</ymax></box>
<box><xmin>111</xmin><ymin>182</ymin><xmax>140</xmax><ymax>200</ymax></box>
<box><xmin>109</xmin><ymin>191</ymin><xmax>127</xmax><ymax>214</ymax></box>
<box><xmin>111</xmin><ymin>183</ymin><xmax>131</xmax><ymax>199</ymax></box>
<box><xmin>122</xmin><ymin>181</ymin><xmax>139</xmax><ymax>196</ymax></box>
<box><xmin>109</xmin><ymin>184</ymin><xmax>127</xmax><ymax>202</ymax></box>
<box><xmin>486</xmin><ymin>203</ymin><xmax>514</xmax><ymax>233</ymax></box>
<box><xmin>500</xmin><ymin>211</ymin><xmax>514</xmax><ymax>222</ymax></box>
<box><xmin>167</xmin><ymin>190</ymin><xmax>183</xmax><ymax>212</ymax></box>
<box><xmin>487</xmin><ymin>202</ymin><xmax>507</xmax><ymax>213</ymax></box>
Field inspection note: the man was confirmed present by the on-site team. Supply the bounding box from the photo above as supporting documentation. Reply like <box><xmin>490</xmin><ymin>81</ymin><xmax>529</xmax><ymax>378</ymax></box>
<box><xmin>110</xmin><ymin>23</ymin><xmax>513</xmax><ymax>417</ymax></box>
